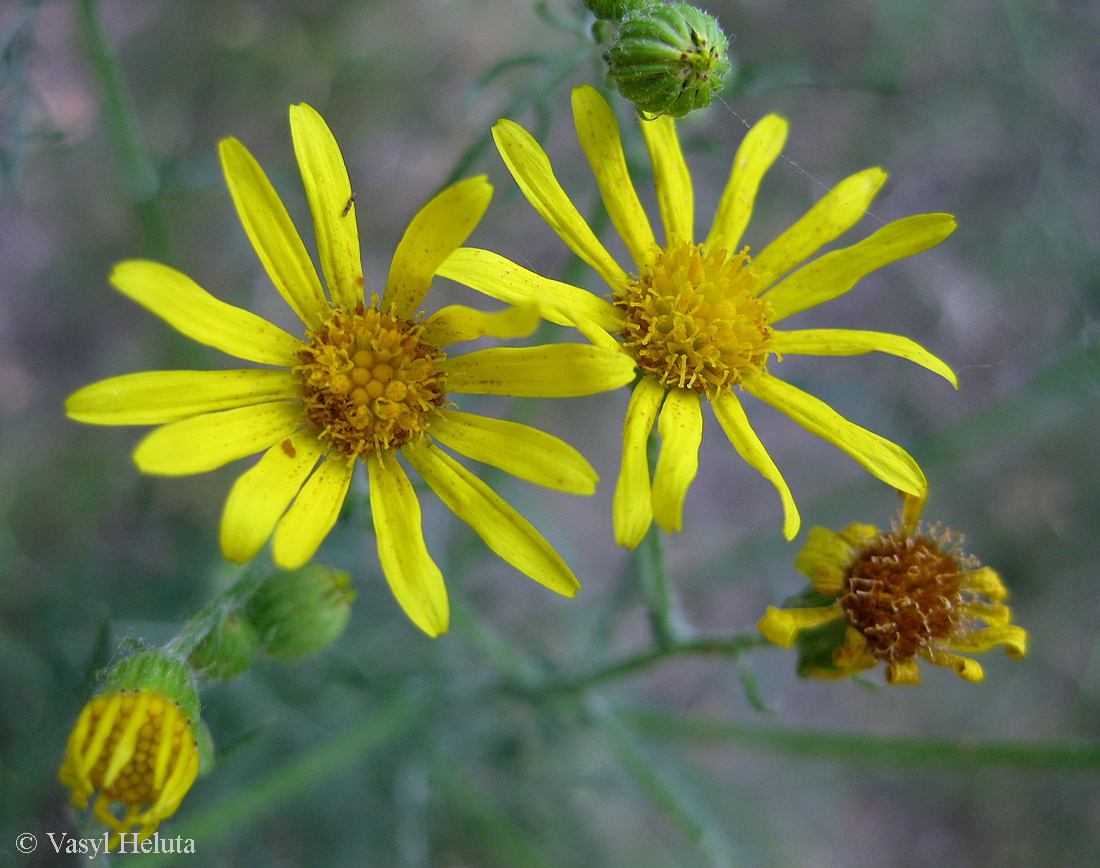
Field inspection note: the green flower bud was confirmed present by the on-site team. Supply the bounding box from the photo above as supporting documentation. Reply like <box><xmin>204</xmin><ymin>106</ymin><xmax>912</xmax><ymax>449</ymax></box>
<box><xmin>246</xmin><ymin>565</ymin><xmax>355</xmax><ymax>661</ymax></box>
<box><xmin>606</xmin><ymin>2</ymin><xmax>732</xmax><ymax>118</ymax></box>
<box><xmin>187</xmin><ymin>612</ymin><xmax>260</xmax><ymax>680</ymax></box>
<box><xmin>98</xmin><ymin>648</ymin><xmax>200</xmax><ymax>724</ymax></box>
<box><xmin>583</xmin><ymin>0</ymin><xmax>655</xmax><ymax>21</ymax></box>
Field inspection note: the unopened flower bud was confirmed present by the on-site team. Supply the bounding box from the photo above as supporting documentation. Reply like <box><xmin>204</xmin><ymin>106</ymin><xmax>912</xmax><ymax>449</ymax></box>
<box><xmin>606</xmin><ymin>2</ymin><xmax>732</xmax><ymax>117</ymax></box>
<box><xmin>246</xmin><ymin>565</ymin><xmax>355</xmax><ymax>661</ymax></box>
<box><xmin>187</xmin><ymin>612</ymin><xmax>260</xmax><ymax>680</ymax></box>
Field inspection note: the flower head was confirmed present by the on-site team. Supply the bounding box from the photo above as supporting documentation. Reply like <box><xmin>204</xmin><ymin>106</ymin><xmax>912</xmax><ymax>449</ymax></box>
<box><xmin>447</xmin><ymin>85</ymin><xmax>957</xmax><ymax>547</ymax></box>
<box><xmin>757</xmin><ymin>498</ymin><xmax>1027</xmax><ymax>684</ymax></box>
<box><xmin>59</xmin><ymin>652</ymin><xmax>200</xmax><ymax>841</ymax></box>
<box><xmin>66</xmin><ymin>104</ymin><xmax>636</xmax><ymax>636</ymax></box>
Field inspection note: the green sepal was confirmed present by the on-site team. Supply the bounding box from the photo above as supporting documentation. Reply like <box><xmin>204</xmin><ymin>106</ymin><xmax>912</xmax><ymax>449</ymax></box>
<box><xmin>98</xmin><ymin>648</ymin><xmax>201</xmax><ymax>725</ymax></box>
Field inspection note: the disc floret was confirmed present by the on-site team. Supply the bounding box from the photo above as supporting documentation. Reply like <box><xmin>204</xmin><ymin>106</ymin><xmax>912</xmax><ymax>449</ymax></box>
<box><xmin>615</xmin><ymin>242</ymin><xmax>773</xmax><ymax>394</ymax></box>
<box><xmin>295</xmin><ymin>295</ymin><xmax>447</xmax><ymax>458</ymax></box>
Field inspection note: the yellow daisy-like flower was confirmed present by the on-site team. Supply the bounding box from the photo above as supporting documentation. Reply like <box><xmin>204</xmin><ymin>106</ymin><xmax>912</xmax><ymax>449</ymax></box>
<box><xmin>58</xmin><ymin>689</ymin><xmax>199</xmax><ymax>843</ymax></box>
<box><xmin>66</xmin><ymin>104</ymin><xmax>636</xmax><ymax>636</ymax></box>
<box><xmin>441</xmin><ymin>85</ymin><xmax>958</xmax><ymax>547</ymax></box>
<box><xmin>757</xmin><ymin>498</ymin><xmax>1027</xmax><ymax>684</ymax></box>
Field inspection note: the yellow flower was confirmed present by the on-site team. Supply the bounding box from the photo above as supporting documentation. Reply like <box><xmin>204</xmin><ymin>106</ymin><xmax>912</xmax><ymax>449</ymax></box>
<box><xmin>58</xmin><ymin>689</ymin><xmax>199</xmax><ymax>843</ymax></box>
<box><xmin>66</xmin><ymin>104</ymin><xmax>636</xmax><ymax>636</ymax></box>
<box><xmin>757</xmin><ymin>498</ymin><xmax>1027</xmax><ymax>684</ymax></box>
<box><xmin>442</xmin><ymin>85</ymin><xmax>958</xmax><ymax>547</ymax></box>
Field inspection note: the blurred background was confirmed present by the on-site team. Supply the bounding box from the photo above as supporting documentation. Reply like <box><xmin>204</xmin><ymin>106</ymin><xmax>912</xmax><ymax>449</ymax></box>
<box><xmin>2</xmin><ymin>0</ymin><xmax>1098</xmax><ymax>865</ymax></box>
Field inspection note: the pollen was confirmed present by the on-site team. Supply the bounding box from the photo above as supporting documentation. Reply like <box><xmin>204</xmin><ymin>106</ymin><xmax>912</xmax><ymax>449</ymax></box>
<box><xmin>295</xmin><ymin>295</ymin><xmax>448</xmax><ymax>458</ymax></box>
<box><xmin>614</xmin><ymin>242</ymin><xmax>773</xmax><ymax>394</ymax></box>
<box><xmin>839</xmin><ymin>525</ymin><xmax>976</xmax><ymax>663</ymax></box>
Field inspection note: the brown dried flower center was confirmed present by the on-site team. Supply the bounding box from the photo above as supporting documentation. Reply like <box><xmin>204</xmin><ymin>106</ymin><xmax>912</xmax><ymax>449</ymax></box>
<box><xmin>614</xmin><ymin>242</ymin><xmax>773</xmax><ymax>394</ymax></box>
<box><xmin>295</xmin><ymin>297</ymin><xmax>447</xmax><ymax>458</ymax></box>
<box><xmin>840</xmin><ymin>533</ymin><xmax>965</xmax><ymax>661</ymax></box>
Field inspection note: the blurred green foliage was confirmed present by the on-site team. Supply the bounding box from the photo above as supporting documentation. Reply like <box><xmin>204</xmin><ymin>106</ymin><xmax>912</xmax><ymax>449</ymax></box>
<box><xmin>2</xmin><ymin>0</ymin><xmax>1099</xmax><ymax>866</ymax></box>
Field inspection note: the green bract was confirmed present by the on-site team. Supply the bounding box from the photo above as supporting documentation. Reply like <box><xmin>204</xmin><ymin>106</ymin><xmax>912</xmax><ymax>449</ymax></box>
<box><xmin>606</xmin><ymin>2</ymin><xmax>732</xmax><ymax>117</ymax></box>
<box><xmin>246</xmin><ymin>566</ymin><xmax>356</xmax><ymax>661</ymax></box>
<box><xmin>583</xmin><ymin>0</ymin><xmax>655</xmax><ymax>21</ymax></box>
<box><xmin>98</xmin><ymin>649</ymin><xmax>201</xmax><ymax>725</ymax></box>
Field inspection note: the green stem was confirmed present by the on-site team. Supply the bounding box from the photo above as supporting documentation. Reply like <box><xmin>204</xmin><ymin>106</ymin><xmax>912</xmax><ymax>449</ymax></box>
<box><xmin>164</xmin><ymin>562</ymin><xmax>269</xmax><ymax>659</ymax></box>
<box><xmin>75</xmin><ymin>0</ymin><xmax>172</xmax><ymax>262</ymax></box>
<box><xmin>623</xmin><ymin>708</ymin><xmax>1100</xmax><ymax>771</ymax></box>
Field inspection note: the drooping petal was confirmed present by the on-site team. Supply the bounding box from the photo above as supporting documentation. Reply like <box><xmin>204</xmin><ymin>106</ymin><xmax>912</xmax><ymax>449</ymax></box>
<box><xmin>366</xmin><ymin>452</ymin><xmax>449</xmax><ymax>637</ymax></box>
<box><xmin>638</xmin><ymin>112</ymin><xmax>693</xmax><ymax>246</ymax></box>
<box><xmin>440</xmin><ymin>344</ymin><xmax>637</xmax><ymax>397</ymax></box>
<box><xmin>218</xmin><ymin>137</ymin><xmax>328</xmax><ymax>328</ymax></box>
<box><xmin>272</xmin><ymin>452</ymin><xmax>355</xmax><ymax>569</ymax></box>
<box><xmin>219</xmin><ymin>429</ymin><xmax>325</xmax><ymax>563</ymax></box>
<box><xmin>757</xmin><ymin>604</ymin><xmax>844</xmax><ymax>647</ymax></box>
<box><xmin>65</xmin><ymin>369</ymin><xmax>300</xmax><ymax>425</ymax></box>
<box><xmin>704</xmin><ymin>114</ymin><xmax>788</xmax><ymax>255</ymax></box>
<box><xmin>764</xmin><ymin>213</ymin><xmax>957</xmax><ymax>323</ymax></box>
<box><xmin>404</xmin><ymin>440</ymin><xmax>579</xmax><ymax>596</ymax></box>
<box><xmin>429</xmin><ymin>409</ymin><xmax>598</xmax><ymax>494</ymax></box>
<box><xmin>773</xmin><ymin>328</ymin><xmax>957</xmax><ymax>387</ymax></box>
<box><xmin>110</xmin><ymin>261</ymin><xmax>301</xmax><ymax>366</ymax></box>
<box><xmin>288</xmin><ymin>103</ymin><xmax>363</xmax><ymax>311</ymax></box>
<box><xmin>612</xmin><ymin>376</ymin><xmax>664</xmax><ymax>549</ymax></box>
<box><xmin>650</xmin><ymin>388</ymin><xmax>702</xmax><ymax>533</ymax></box>
<box><xmin>743</xmin><ymin>372</ymin><xmax>926</xmax><ymax>497</ymax></box>
<box><xmin>571</xmin><ymin>85</ymin><xmax>657</xmax><ymax>273</ymax></box>
<box><xmin>421</xmin><ymin>302</ymin><xmax>540</xmax><ymax>347</ymax></box>
<box><xmin>946</xmin><ymin>624</ymin><xmax>1027</xmax><ymax>659</ymax></box>
<box><xmin>492</xmin><ymin>118</ymin><xmax>628</xmax><ymax>287</ymax></box>
<box><xmin>710</xmin><ymin>389</ymin><xmax>800</xmax><ymax>539</ymax></box>
<box><xmin>436</xmin><ymin>247</ymin><xmax>622</xmax><ymax>332</ymax></box>
<box><xmin>383</xmin><ymin>176</ymin><xmax>493</xmax><ymax>319</ymax></box>
<box><xmin>133</xmin><ymin>401</ymin><xmax>302</xmax><ymax>475</ymax></box>
<box><xmin>751</xmin><ymin>167</ymin><xmax>887</xmax><ymax>292</ymax></box>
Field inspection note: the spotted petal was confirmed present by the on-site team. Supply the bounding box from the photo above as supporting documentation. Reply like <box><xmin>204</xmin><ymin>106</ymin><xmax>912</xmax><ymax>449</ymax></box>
<box><xmin>404</xmin><ymin>440</ymin><xmax>579</xmax><ymax>596</ymax></box>
<box><xmin>111</xmin><ymin>261</ymin><xmax>301</xmax><ymax>366</ymax></box>
<box><xmin>612</xmin><ymin>376</ymin><xmax>664</xmax><ymax>549</ymax></box>
<box><xmin>651</xmin><ymin>388</ymin><xmax>702</xmax><ymax>533</ymax></box>
<box><xmin>638</xmin><ymin>113</ymin><xmax>693</xmax><ymax>246</ymax></box>
<box><xmin>383</xmin><ymin>176</ymin><xmax>493</xmax><ymax>319</ymax></box>
<box><xmin>219</xmin><ymin>137</ymin><xmax>328</xmax><ymax>328</ymax></box>
<box><xmin>272</xmin><ymin>452</ymin><xmax>355</xmax><ymax>569</ymax></box>
<box><xmin>66</xmin><ymin>369</ymin><xmax>300</xmax><ymax>425</ymax></box>
<box><xmin>429</xmin><ymin>409</ymin><xmax>598</xmax><ymax>495</ymax></box>
<box><xmin>133</xmin><ymin>401</ymin><xmax>302</xmax><ymax>475</ymax></box>
<box><xmin>289</xmin><ymin>103</ymin><xmax>363</xmax><ymax>311</ymax></box>
<box><xmin>367</xmin><ymin>452</ymin><xmax>449</xmax><ymax>637</ymax></box>
<box><xmin>440</xmin><ymin>344</ymin><xmax>637</xmax><ymax>397</ymax></box>
<box><xmin>743</xmin><ymin>372</ymin><xmax>926</xmax><ymax>497</ymax></box>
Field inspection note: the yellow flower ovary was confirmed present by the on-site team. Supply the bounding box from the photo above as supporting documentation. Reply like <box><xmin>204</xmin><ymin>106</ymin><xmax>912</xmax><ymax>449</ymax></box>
<box><xmin>296</xmin><ymin>295</ymin><xmax>448</xmax><ymax>458</ymax></box>
<box><xmin>615</xmin><ymin>242</ymin><xmax>773</xmax><ymax>394</ymax></box>
<box><xmin>58</xmin><ymin>689</ymin><xmax>199</xmax><ymax>841</ymax></box>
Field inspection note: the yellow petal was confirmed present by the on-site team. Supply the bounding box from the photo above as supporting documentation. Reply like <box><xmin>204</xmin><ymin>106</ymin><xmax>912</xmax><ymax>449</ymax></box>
<box><xmin>133</xmin><ymin>401</ymin><xmax>302</xmax><ymax>475</ymax></box>
<box><xmin>110</xmin><ymin>261</ymin><xmax>301</xmax><ymax>366</ymax></box>
<box><xmin>885</xmin><ymin>658</ymin><xmax>924</xmax><ymax>685</ymax></box>
<box><xmin>492</xmin><ymin>118</ymin><xmax>628</xmax><ymax>287</ymax></box>
<box><xmin>651</xmin><ymin>388</ymin><xmax>702</xmax><ymax>533</ymax></box>
<box><xmin>422</xmin><ymin>302</ymin><xmax>540</xmax><ymax>347</ymax></box>
<box><xmin>764</xmin><ymin>213</ymin><xmax>957</xmax><ymax>322</ymax></box>
<box><xmin>773</xmin><ymin>328</ymin><xmax>957</xmax><ymax>388</ymax></box>
<box><xmin>288</xmin><ymin>103</ymin><xmax>362</xmax><ymax>311</ymax></box>
<box><xmin>383</xmin><ymin>176</ymin><xmax>493</xmax><ymax>319</ymax></box>
<box><xmin>272</xmin><ymin>452</ymin><xmax>355</xmax><ymax>569</ymax></box>
<box><xmin>704</xmin><ymin>114</ymin><xmax>787</xmax><ymax>255</ymax></box>
<box><xmin>793</xmin><ymin>523</ymin><xmax>877</xmax><ymax>591</ymax></box>
<box><xmin>947</xmin><ymin>624</ymin><xmax>1027</xmax><ymax>659</ymax></box>
<box><xmin>710</xmin><ymin>389</ymin><xmax>800</xmax><ymax>540</ymax></box>
<box><xmin>571</xmin><ymin>85</ymin><xmax>657</xmax><ymax>272</ymax></box>
<box><xmin>219</xmin><ymin>137</ymin><xmax>327</xmax><ymax>328</ymax></box>
<box><xmin>429</xmin><ymin>409</ymin><xmax>598</xmax><ymax>495</ymax></box>
<box><xmin>961</xmin><ymin>566</ymin><xmax>1008</xmax><ymax>601</ymax></box>
<box><xmin>752</xmin><ymin>167</ymin><xmax>887</xmax><ymax>291</ymax></box>
<box><xmin>404</xmin><ymin>440</ymin><xmax>579</xmax><ymax>596</ymax></box>
<box><xmin>66</xmin><ymin>369</ymin><xmax>300</xmax><ymax>425</ymax></box>
<box><xmin>638</xmin><ymin>113</ymin><xmax>693</xmax><ymax>246</ymax></box>
<box><xmin>612</xmin><ymin>376</ymin><xmax>664</xmax><ymax>549</ymax></box>
<box><xmin>366</xmin><ymin>452</ymin><xmax>449</xmax><ymax>637</ymax></box>
<box><xmin>437</xmin><ymin>247</ymin><xmax>622</xmax><ymax>332</ymax></box>
<box><xmin>440</xmin><ymin>344</ymin><xmax>636</xmax><ymax>397</ymax></box>
<box><xmin>743</xmin><ymin>372</ymin><xmax>926</xmax><ymax>496</ymax></box>
<box><xmin>757</xmin><ymin>604</ymin><xmax>843</xmax><ymax>647</ymax></box>
<box><xmin>219</xmin><ymin>429</ymin><xmax>325</xmax><ymax>563</ymax></box>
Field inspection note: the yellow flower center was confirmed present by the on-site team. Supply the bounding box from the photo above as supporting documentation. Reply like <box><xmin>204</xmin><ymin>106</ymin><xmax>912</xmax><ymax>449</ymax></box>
<box><xmin>840</xmin><ymin>529</ymin><xmax>976</xmax><ymax>662</ymax></box>
<box><xmin>295</xmin><ymin>295</ymin><xmax>447</xmax><ymax>458</ymax></box>
<box><xmin>614</xmin><ymin>242</ymin><xmax>773</xmax><ymax>394</ymax></box>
